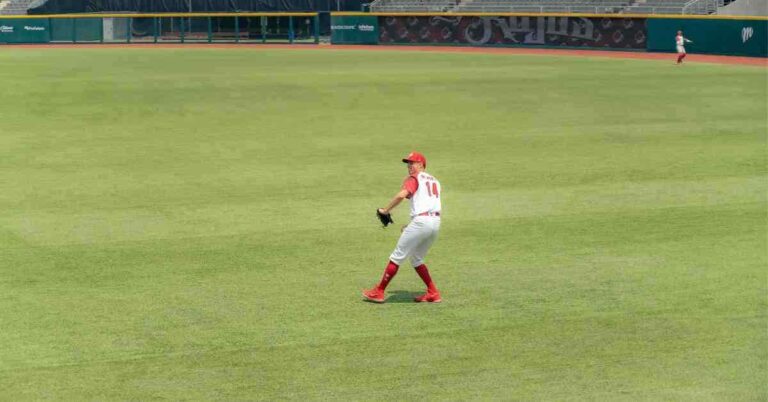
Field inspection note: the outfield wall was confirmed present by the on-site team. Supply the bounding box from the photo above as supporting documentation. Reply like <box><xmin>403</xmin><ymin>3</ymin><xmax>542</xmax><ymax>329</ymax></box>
<box><xmin>331</xmin><ymin>13</ymin><xmax>767</xmax><ymax>57</ymax></box>
<box><xmin>0</xmin><ymin>18</ymin><xmax>51</xmax><ymax>43</ymax></box>
<box><xmin>0</xmin><ymin>13</ymin><xmax>321</xmax><ymax>44</ymax></box>
<box><xmin>648</xmin><ymin>18</ymin><xmax>766</xmax><ymax>56</ymax></box>
<box><xmin>2</xmin><ymin>11</ymin><xmax>764</xmax><ymax>57</ymax></box>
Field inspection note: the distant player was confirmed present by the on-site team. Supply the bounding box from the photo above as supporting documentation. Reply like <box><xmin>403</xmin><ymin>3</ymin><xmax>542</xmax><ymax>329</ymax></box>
<box><xmin>676</xmin><ymin>30</ymin><xmax>693</xmax><ymax>64</ymax></box>
<box><xmin>363</xmin><ymin>151</ymin><xmax>442</xmax><ymax>303</ymax></box>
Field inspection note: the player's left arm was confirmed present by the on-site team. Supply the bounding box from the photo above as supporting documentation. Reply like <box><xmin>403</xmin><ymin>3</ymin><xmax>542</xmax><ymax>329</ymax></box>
<box><xmin>379</xmin><ymin>189</ymin><xmax>409</xmax><ymax>214</ymax></box>
<box><xmin>685</xmin><ymin>37</ymin><xmax>693</xmax><ymax>43</ymax></box>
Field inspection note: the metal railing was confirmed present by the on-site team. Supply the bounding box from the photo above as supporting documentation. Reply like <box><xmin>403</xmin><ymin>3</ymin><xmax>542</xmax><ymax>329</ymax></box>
<box><xmin>370</xmin><ymin>0</ymin><xmax>461</xmax><ymax>12</ymax></box>
<box><xmin>682</xmin><ymin>0</ymin><xmax>719</xmax><ymax>14</ymax></box>
<box><xmin>459</xmin><ymin>6</ymin><xmax>624</xmax><ymax>12</ymax></box>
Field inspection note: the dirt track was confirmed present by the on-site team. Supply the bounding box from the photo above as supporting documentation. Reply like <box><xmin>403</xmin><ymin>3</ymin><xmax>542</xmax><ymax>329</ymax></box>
<box><xmin>3</xmin><ymin>43</ymin><xmax>766</xmax><ymax>67</ymax></box>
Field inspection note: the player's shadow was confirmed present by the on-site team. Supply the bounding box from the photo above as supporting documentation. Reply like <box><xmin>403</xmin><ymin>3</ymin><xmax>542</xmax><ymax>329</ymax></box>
<box><xmin>385</xmin><ymin>290</ymin><xmax>420</xmax><ymax>304</ymax></box>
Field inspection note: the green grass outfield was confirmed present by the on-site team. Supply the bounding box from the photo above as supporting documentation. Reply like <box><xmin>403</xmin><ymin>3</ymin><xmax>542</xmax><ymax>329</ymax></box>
<box><xmin>0</xmin><ymin>48</ymin><xmax>766</xmax><ymax>400</ymax></box>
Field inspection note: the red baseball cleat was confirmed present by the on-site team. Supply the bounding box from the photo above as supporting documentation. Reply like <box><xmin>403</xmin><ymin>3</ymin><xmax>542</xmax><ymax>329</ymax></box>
<box><xmin>414</xmin><ymin>291</ymin><xmax>442</xmax><ymax>303</ymax></box>
<box><xmin>362</xmin><ymin>288</ymin><xmax>386</xmax><ymax>303</ymax></box>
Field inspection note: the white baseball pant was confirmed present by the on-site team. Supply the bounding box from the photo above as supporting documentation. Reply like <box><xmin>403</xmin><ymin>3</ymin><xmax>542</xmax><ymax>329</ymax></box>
<box><xmin>389</xmin><ymin>216</ymin><xmax>441</xmax><ymax>267</ymax></box>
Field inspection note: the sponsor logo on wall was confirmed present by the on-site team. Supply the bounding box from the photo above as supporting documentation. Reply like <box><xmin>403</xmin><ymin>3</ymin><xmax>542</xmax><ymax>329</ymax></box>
<box><xmin>331</xmin><ymin>24</ymin><xmax>375</xmax><ymax>32</ymax></box>
<box><xmin>380</xmin><ymin>16</ymin><xmax>646</xmax><ymax>49</ymax></box>
<box><xmin>24</xmin><ymin>25</ymin><xmax>46</xmax><ymax>31</ymax></box>
<box><xmin>331</xmin><ymin>25</ymin><xmax>356</xmax><ymax>31</ymax></box>
<box><xmin>741</xmin><ymin>26</ymin><xmax>753</xmax><ymax>43</ymax></box>
<box><xmin>0</xmin><ymin>25</ymin><xmax>14</xmax><ymax>33</ymax></box>
<box><xmin>331</xmin><ymin>16</ymin><xmax>379</xmax><ymax>44</ymax></box>
<box><xmin>461</xmin><ymin>16</ymin><xmax>598</xmax><ymax>45</ymax></box>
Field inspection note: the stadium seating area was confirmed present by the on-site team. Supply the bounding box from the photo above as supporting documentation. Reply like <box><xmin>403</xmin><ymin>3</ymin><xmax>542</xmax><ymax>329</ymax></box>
<box><xmin>454</xmin><ymin>0</ymin><xmax>630</xmax><ymax>13</ymax></box>
<box><xmin>0</xmin><ymin>0</ymin><xmax>43</xmax><ymax>14</ymax></box>
<box><xmin>622</xmin><ymin>0</ymin><xmax>719</xmax><ymax>14</ymax></box>
<box><xmin>370</xmin><ymin>0</ymin><xmax>460</xmax><ymax>12</ymax></box>
<box><xmin>369</xmin><ymin>0</ymin><xmax>725</xmax><ymax>14</ymax></box>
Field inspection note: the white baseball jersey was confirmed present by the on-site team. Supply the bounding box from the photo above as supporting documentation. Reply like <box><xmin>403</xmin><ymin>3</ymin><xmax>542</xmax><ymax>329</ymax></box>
<box><xmin>676</xmin><ymin>35</ymin><xmax>690</xmax><ymax>53</ymax></box>
<box><xmin>407</xmin><ymin>171</ymin><xmax>442</xmax><ymax>218</ymax></box>
<box><xmin>389</xmin><ymin>170</ymin><xmax>442</xmax><ymax>267</ymax></box>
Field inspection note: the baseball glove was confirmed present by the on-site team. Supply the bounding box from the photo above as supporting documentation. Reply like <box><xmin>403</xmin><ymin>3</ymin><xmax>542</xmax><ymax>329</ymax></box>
<box><xmin>376</xmin><ymin>209</ymin><xmax>394</xmax><ymax>228</ymax></box>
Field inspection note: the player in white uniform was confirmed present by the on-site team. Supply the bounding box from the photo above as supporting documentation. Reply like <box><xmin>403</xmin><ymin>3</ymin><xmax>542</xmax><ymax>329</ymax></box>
<box><xmin>676</xmin><ymin>30</ymin><xmax>692</xmax><ymax>64</ymax></box>
<box><xmin>362</xmin><ymin>151</ymin><xmax>443</xmax><ymax>303</ymax></box>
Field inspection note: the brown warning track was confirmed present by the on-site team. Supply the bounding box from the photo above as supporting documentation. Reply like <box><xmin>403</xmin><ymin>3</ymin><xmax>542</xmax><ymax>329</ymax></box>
<box><xmin>2</xmin><ymin>43</ymin><xmax>765</xmax><ymax>67</ymax></box>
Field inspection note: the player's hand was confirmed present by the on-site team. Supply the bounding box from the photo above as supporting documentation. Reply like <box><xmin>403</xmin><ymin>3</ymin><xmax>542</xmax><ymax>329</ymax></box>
<box><xmin>376</xmin><ymin>208</ymin><xmax>394</xmax><ymax>228</ymax></box>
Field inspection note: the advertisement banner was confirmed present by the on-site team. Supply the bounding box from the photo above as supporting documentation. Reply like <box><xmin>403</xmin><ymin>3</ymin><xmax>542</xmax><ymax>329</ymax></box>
<box><xmin>379</xmin><ymin>16</ymin><xmax>647</xmax><ymax>49</ymax></box>
<box><xmin>647</xmin><ymin>18</ymin><xmax>766</xmax><ymax>57</ymax></box>
<box><xmin>0</xmin><ymin>18</ymin><xmax>51</xmax><ymax>43</ymax></box>
<box><xmin>331</xmin><ymin>15</ymin><xmax>378</xmax><ymax>44</ymax></box>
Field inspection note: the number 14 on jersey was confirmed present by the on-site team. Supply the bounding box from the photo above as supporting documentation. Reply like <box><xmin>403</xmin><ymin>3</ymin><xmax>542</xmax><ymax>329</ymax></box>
<box><xmin>426</xmin><ymin>181</ymin><xmax>439</xmax><ymax>198</ymax></box>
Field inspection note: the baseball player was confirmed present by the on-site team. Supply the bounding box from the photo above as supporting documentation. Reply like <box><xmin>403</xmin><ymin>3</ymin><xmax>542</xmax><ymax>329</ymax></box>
<box><xmin>363</xmin><ymin>151</ymin><xmax>442</xmax><ymax>304</ymax></box>
<box><xmin>676</xmin><ymin>30</ymin><xmax>693</xmax><ymax>64</ymax></box>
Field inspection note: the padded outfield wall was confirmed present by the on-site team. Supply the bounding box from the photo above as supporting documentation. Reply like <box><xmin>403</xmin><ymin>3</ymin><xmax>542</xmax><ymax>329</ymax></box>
<box><xmin>331</xmin><ymin>12</ymin><xmax>767</xmax><ymax>57</ymax></box>
<box><xmin>0</xmin><ymin>13</ymin><xmax>320</xmax><ymax>44</ymax></box>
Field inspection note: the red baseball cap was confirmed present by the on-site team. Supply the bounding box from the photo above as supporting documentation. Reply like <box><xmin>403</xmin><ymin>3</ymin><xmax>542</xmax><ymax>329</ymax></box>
<box><xmin>402</xmin><ymin>151</ymin><xmax>427</xmax><ymax>167</ymax></box>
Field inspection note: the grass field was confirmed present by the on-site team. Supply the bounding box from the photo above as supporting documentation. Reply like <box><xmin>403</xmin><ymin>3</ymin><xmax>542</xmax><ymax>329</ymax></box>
<box><xmin>0</xmin><ymin>47</ymin><xmax>766</xmax><ymax>400</ymax></box>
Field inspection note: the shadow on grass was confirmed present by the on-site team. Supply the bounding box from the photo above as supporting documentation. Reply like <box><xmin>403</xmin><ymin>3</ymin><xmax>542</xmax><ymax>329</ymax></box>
<box><xmin>385</xmin><ymin>290</ymin><xmax>420</xmax><ymax>304</ymax></box>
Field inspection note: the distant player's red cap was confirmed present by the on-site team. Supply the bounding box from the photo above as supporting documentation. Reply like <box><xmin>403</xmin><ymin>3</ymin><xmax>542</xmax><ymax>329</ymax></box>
<box><xmin>402</xmin><ymin>151</ymin><xmax>427</xmax><ymax>167</ymax></box>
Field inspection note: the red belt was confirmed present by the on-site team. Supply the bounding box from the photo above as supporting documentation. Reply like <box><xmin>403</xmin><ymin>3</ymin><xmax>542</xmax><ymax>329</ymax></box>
<box><xmin>417</xmin><ymin>212</ymin><xmax>440</xmax><ymax>217</ymax></box>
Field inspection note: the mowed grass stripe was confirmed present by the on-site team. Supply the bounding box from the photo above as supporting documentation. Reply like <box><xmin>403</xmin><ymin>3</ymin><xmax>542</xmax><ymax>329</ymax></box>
<box><xmin>0</xmin><ymin>175</ymin><xmax>762</xmax><ymax>247</ymax></box>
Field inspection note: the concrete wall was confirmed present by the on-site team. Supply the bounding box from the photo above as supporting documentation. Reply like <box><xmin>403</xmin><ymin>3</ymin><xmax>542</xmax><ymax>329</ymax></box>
<box><xmin>718</xmin><ymin>0</ymin><xmax>768</xmax><ymax>16</ymax></box>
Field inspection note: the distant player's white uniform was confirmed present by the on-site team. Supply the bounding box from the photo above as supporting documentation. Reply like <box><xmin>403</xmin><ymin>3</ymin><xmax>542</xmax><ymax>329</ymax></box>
<box><xmin>389</xmin><ymin>171</ymin><xmax>442</xmax><ymax>267</ymax></box>
<box><xmin>676</xmin><ymin>34</ymin><xmax>691</xmax><ymax>54</ymax></box>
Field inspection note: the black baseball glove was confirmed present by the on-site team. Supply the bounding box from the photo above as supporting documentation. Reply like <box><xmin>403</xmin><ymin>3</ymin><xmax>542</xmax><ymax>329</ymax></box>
<box><xmin>376</xmin><ymin>209</ymin><xmax>394</xmax><ymax>228</ymax></box>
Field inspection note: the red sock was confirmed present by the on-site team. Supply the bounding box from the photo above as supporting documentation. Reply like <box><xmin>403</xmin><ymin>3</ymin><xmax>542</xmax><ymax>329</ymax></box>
<box><xmin>377</xmin><ymin>261</ymin><xmax>399</xmax><ymax>290</ymax></box>
<box><xmin>414</xmin><ymin>264</ymin><xmax>437</xmax><ymax>292</ymax></box>
<box><xmin>677</xmin><ymin>54</ymin><xmax>685</xmax><ymax>63</ymax></box>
